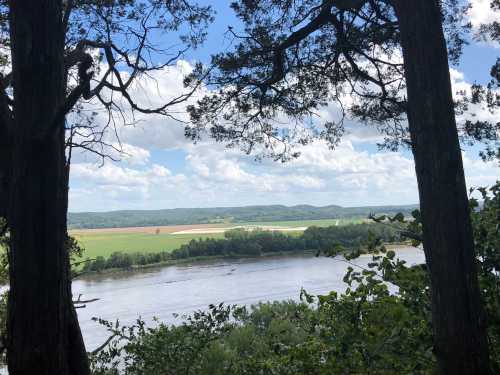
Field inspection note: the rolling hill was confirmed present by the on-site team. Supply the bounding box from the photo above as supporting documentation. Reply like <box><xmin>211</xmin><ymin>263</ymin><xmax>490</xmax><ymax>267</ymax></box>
<box><xmin>68</xmin><ymin>204</ymin><xmax>418</xmax><ymax>229</ymax></box>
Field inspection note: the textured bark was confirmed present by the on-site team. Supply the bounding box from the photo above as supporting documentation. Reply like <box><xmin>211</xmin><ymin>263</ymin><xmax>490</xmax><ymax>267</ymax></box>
<box><xmin>393</xmin><ymin>1</ymin><xmax>491</xmax><ymax>373</ymax></box>
<box><xmin>0</xmin><ymin>83</ymin><xmax>10</xmax><ymax>219</ymax></box>
<box><xmin>7</xmin><ymin>1</ymin><xmax>90</xmax><ymax>374</ymax></box>
<box><xmin>0</xmin><ymin>125</ymin><xmax>9</xmax><ymax>219</ymax></box>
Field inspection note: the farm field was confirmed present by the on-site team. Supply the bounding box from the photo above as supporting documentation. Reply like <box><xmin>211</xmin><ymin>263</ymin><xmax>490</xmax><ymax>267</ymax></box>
<box><xmin>72</xmin><ymin>232</ymin><xmax>226</xmax><ymax>260</ymax></box>
<box><xmin>237</xmin><ymin>218</ymin><xmax>365</xmax><ymax>228</ymax></box>
<box><xmin>71</xmin><ymin>218</ymin><xmax>362</xmax><ymax>259</ymax></box>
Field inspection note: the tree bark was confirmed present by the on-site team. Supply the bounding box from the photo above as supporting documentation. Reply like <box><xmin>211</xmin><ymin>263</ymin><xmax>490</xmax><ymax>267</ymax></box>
<box><xmin>0</xmin><ymin>123</ymin><xmax>9</xmax><ymax>219</ymax></box>
<box><xmin>0</xmin><ymin>82</ymin><xmax>11</xmax><ymax>220</ymax></box>
<box><xmin>7</xmin><ymin>1</ymin><xmax>90</xmax><ymax>374</ymax></box>
<box><xmin>392</xmin><ymin>1</ymin><xmax>491</xmax><ymax>373</ymax></box>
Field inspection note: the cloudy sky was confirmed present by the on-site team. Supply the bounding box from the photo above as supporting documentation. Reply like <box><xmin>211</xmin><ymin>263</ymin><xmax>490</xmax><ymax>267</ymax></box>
<box><xmin>68</xmin><ymin>0</ymin><xmax>499</xmax><ymax>212</ymax></box>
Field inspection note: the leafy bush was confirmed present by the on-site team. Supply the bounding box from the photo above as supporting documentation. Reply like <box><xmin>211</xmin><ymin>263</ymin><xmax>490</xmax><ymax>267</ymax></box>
<box><xmin>470</xmin><ymin>182</ymin><xmax>500</xmax><ymax>366</ymax></box>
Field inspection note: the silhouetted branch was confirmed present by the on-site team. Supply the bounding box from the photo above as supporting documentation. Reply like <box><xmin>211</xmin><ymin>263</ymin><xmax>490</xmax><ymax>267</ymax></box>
<box><xmin>73</xmin><ymin>294</ymin><xmax>100</xmax><ymax>309</ymax></box>
<box><xmin>91</xmin><ymin>333</ymin><xmax>118</xmax><ymax>355</ymax></box>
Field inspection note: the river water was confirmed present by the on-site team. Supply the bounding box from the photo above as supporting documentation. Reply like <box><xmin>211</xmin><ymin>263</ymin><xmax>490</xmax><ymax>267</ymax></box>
<box><xmin>74</xmin><ymin>248</ymin><xmax>425</xmax><ymax>351</ymax></box>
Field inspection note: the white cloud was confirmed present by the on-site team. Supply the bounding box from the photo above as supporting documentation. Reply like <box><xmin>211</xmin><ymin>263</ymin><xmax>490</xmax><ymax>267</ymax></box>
<box><xmin>69</xmin><ymin>135</ymin><xmax>499</xmax><ymax>211</ymax></box>
<box><xmin>76</xmin><ymin>60</ymin><xmax>206</xmax><ymax>153</ymax></box>
<box><xmin>67</xmin><ymin>58</ymin><xmax>499</xmax><ymax>212</ymax></box>
<box><xmin>180</xmin><ymin>140</ymin><xmax>419</xmax><ymax>204</ymax></box>
<box><xmin>450</xmin><ymin>68</ymin><xmax>500</xmax><ymax>129</ymax></box>
<box><xmin>119</xmin><ymin>143</ymin><xmax>151</xmax><ymax>166</ymax></box>
<box><xmin>463</xmin><ymin>153</ymin><xmax>500</xmax><ymax>188</ymax></box>
<box><xmin>469</xmin><ymin>0</ymin><xmax>499</xmax><ymax>27</ymax></box>
<box><xmin>70</xmin><ymin>161</ymin><xmax>189</xmax><ymax>211</ymax></box>
<box><xmin>468</xmin><ymin>0</ymin><xmax>500</xmax><ymax>47</ymax></box>
<box><xmin>213</xmin><ymin>159</ymin><xmax>253</xmax><ymax>183</ymax></box>
<box><xmin>72</xmin><ymin>162</ymin><xmax>174</xmax><ymax>187</ymax></box>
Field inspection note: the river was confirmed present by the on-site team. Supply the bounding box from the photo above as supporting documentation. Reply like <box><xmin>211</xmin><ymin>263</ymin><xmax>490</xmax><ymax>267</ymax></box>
<box><xmin>74</xmin><ymin>247</ymin><xmax>425</xmax><ymax>351</ymax></box>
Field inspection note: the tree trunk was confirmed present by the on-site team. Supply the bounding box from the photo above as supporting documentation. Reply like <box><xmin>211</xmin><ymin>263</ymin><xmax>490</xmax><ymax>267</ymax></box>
<box><xmin>0</xmin><ymin>79</ymin><xmax>11</xmax><ymax>219</ymax></box>
<box><xmin>392</xmin><ymin>1</ymin><xmax>491</xmax><ymax>373</ymax></box>
<box><xmin>0</xmin><ymin>129</ymin><xmax>9</xmax><ymax>220</ymax></box>
<box><xmin>7</xmin><ymin>1</ymin><xmax>90</xmax><ymax>374</ymax></box>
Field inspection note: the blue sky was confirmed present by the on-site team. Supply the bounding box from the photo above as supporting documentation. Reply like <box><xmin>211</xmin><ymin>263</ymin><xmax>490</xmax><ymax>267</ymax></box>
<box><xmin>68</xmin><ymin>0</ymin><xmax>499</xmax><ymax>212</ymax></box>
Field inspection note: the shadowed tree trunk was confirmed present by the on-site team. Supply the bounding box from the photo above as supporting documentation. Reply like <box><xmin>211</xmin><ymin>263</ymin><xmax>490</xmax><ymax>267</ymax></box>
<box><xmin>0</xmin><ymin>134</ymin><xmax>9</xmax><ymax>220</ymax></box>
<box><xmin>0</xmin><ymin>77</ymin><xmax>10</xmax><ymax>219</ymax></box>
<box><xmin>393</xmin><ymin>1</ymin><xmax>491</xmax><ymax>373</ymax></box>
<box><xmin>7</xmin><ymin>0</ymin><xmax>90</xmax><ymax>374</ymax></box>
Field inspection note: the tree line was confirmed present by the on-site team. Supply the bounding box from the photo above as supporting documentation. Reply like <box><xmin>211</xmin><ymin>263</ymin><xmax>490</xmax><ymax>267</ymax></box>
<box><xmin>82</xmin><ymin>223</ymin><xmax>399</xmax><ymax>272</ymax></box>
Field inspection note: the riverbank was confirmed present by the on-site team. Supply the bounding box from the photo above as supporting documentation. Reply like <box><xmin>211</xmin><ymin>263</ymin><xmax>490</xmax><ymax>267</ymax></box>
<box><xmin>76</xmin><ymin>249</ymin><xmax>318</xmax><ymax>279</ymax></box>
<box><xmin>70</xmin><ymin>219</ymin><xmax>365</xmax><ymax>260</ymax></box>
<box><xmin>78</xmin><ymin>223</ymin><xmax>403</xmax><ymax>275</ymax></box>
<box><xmin>76</xmin><ymin>241</ymin><xmax>413</xmax><ymax>279</ymax></box>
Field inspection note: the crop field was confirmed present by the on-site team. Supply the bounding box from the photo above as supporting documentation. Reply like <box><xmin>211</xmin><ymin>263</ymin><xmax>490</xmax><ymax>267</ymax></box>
<box><xmin>237</xmin><ymin>218</ymin><xmax>365</xmax><ymax>228</ymax></box>
<box><xmin>71</xmin><ymin>218</ymin><xmax>364</xmax><ymax>259</ymax></box>
<box><xmin>71</xmin><ymin>232</ymin><xmax>225</xmax><ymax>260</ymax></box>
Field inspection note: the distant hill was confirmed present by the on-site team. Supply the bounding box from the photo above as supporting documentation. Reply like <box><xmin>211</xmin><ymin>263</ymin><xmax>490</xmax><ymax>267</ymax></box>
<box><xmin>68</xmin><ymin>204</ymin><xmax>418</xmax><ymax>229</ymax></box>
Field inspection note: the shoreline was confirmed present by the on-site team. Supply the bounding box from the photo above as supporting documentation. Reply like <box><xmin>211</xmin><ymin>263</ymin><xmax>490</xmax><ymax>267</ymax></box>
<box><xmin>75</xmin><ymin>250</ymin><xmax>318</xmax><ymax>279</ymax></box>
<box><xmin>75</xmin><ymin>242</ymin><xmax>414</xmax><ymax>280</ymax></box>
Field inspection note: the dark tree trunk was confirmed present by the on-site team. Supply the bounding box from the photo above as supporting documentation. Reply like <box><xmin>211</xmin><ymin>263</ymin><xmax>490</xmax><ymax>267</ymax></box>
<box><xmin>7</xmin><ymin>1</ymin><xmax>90</xmax><ymax>374</ymax></box>
<box><xmin>392</xmin><ymin>1</ymin><xmax>491</xmax><ymax>373</ymax></box>
<box><xmin>0</xmin><ymin>79</ymin><xmax>11</xmax><ymax>219</ymax></box>
<box><xmin>0</xmin><ymin>128</ymin><xmax>9</xmax><ymax>219</ymax></box>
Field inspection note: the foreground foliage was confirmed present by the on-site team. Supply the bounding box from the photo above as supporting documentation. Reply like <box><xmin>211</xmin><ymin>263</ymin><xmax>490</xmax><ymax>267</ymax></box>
<box><xmin>89</xmin><ymin>183</ymin><xmax>500</xmax><ymax>374</ymax></box>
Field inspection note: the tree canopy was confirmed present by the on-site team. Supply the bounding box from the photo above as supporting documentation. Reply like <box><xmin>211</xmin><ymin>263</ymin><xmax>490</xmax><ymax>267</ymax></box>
<box><xmin>0</xmin><ymin>0</ymin><xmax>214</xmax><ymax>166</ymax></box>
<box><xmin>185</xmin><ymin>0</ymin><xmax>497</xmax><ymax>161</ymax></box>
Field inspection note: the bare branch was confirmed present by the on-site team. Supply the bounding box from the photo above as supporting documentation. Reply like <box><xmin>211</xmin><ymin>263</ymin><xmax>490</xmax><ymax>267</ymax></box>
<box><xmin>62</xmin><ymin>0</ymin><xmax>74</xmax><ymax>35</ymax></box>
<box><xmin>91</xmin><ymin>333</ymin><xmax>118</xmax><ymax>355</ymax></box>
<box><xmin>73</xmin><ymin>294</ymin><xmax>100</xmax><ymax>307</ymax></box>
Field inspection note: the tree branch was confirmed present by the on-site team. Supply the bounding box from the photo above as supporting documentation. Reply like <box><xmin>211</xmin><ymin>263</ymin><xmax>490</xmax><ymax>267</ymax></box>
<box><xmin>73</xmin><ymin>294</ymin><xmax>100</xmax><ymax>308</ymax></box>
<box><xmin>91</xmin><ymin>333</ymin><xmax>118</xmax><ymax>355</ymax></box>
<box><xmin>62</xmin><ymin>0</ymin><xmax>74</xmax><ymax>35</ymax></box>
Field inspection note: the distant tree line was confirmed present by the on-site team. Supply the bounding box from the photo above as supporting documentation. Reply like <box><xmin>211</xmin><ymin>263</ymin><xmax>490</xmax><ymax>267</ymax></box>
<box><xmin>82</xmin><ymin>223</ymin><xmax>399</xmax><ymax>272</ymax></box>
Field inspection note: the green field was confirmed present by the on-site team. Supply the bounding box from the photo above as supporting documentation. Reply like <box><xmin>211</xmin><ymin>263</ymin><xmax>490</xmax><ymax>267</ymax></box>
<box><xmin>73</xmin><ymin>232</ymin><xmax>225</xmax><ymax>260</ymax></box>
<box><xmin>73</xmin><ymin>218</ymin><xmax>362</xmax><ymax>260</ymax></box>
<box><xmin>235</xmin><ymin>218</ymin><xmax>364</xmax><ymax>227</ymax></box>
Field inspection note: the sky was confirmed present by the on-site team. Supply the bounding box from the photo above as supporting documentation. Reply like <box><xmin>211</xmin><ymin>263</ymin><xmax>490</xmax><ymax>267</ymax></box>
<box><xmin>68</xmin><ymin>0</ymin><xmax>500</xmax><ymax>212</ymax></box>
